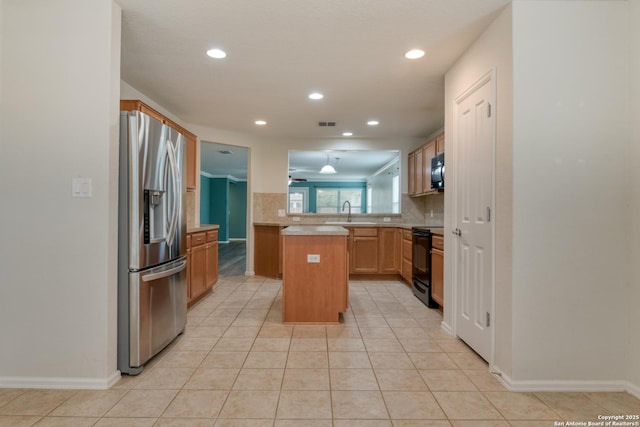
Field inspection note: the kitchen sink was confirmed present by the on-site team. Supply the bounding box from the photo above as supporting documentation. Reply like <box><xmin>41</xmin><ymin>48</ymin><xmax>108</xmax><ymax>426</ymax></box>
<box><xmin>324</xmin><ymin>221</ymin><xmax>377</xmax><ymax>225</ymax></box>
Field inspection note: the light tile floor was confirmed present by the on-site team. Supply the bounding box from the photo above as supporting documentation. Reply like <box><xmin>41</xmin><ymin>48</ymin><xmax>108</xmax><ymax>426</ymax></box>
<box><xmin>1</xmin><ymin>275</ymin><xmax>639</xmax><ymax>426</ymax></box>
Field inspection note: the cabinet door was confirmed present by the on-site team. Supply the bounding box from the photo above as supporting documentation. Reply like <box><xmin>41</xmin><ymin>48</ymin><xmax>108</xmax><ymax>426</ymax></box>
<box><xmin>408</xmin><ymin>152</ymin><xmax>415</xmax><ymax>195</ymax></box>
<box><xmin>378</xmin><ymin>228</ymin><xmax>400</xmax><ymax>274</ymax></box>
<box><xmin>206</xmin><ymin>242</ymin><xmax>218</xmax><ymax>289</ymax></box>
<box><xmin>186</xmin><ymin>248</ymin><xmax>192</xmax><ymax>301</ymax></box>
<box><xmin>436</xmin><ymin>132</ymin><xmax>445</xmax><ymax>155</ymax></box>
<box><xmin>414</xmin><ymin>149</ymin><xmax>423</xmax><ymax>195</ymax></box>
<box><xmin>190</xmin><ymin>244</ymin><xmax>207</xmax><ymax>301</ymax></box>
<box><xmin>431</xmin><ymin>247</ymin><xmax>444</xmax><ymax>306</ymax></box>
<box><xmin>351</xmin><ymin>228</ymin><xmax>379</xmax><ymax>273</ymax></box>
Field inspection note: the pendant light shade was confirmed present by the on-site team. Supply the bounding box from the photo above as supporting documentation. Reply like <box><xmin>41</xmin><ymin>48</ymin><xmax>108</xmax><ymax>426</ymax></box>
<box><xmin>319</xmin><ymin>155</ymin><xmax>337</xmax><ymax>174</ymax></box>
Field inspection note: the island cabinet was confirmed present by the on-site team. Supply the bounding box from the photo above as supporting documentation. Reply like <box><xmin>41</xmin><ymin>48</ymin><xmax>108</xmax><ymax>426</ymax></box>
<box><xmin>401</xmin><ymin>229</ymin><xmax>413</xmax><ymax>284</ymax></box>
<box><xmin>431</xmin><ymin>233</ymin><xmax>444</xmax><ymax>307</ymax></box>
<box><xmin>281</xmin><ymin>226</ymin><xmax>348</xmax><ymax>324</ymax></box>
<box><xmin>120</xmin><ymin>100</ymin><xmax>197</xmax><ymax>191</ymax></box>
<box><xmin>187</xmin><ymin>228</ymin><xmax>218</xmax><ymax>306</ymax></box>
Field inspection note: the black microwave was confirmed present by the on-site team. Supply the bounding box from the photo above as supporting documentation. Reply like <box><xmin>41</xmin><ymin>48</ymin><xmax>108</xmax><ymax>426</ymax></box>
<box><xmin>431</xmin><ymin>152</ymin><xmax>444</xmax><ymax>190</ymax></box>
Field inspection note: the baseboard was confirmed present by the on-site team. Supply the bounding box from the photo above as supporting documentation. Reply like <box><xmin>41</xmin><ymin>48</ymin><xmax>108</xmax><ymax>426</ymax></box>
<box><xmin>627</xmin><ymin>381</ymin><xmax>640</xmax><ymax>399</ymax></box>
<box><xmin>492</xmin><ymin>369</ymin><xmax>633</xmax><ymax>394</ymax></box>
<box><xmin>440</xmin><ymin>320</ymin><xmax>453</xmax><ymax>336</ymax></box>
<box><xmin>0</xmin><ymin>370</ymin><xmax>121</xmax><ymax>390</ymax></box>
<box><xmin>229</xmin><ymin>238</ymin><xmax>246</xmax><ymax>242</ymax></box>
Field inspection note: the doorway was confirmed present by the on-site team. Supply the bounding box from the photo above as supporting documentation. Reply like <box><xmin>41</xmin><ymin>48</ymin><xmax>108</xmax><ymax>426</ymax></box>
<box><xmin>452</xmin><ymin>69</ymin><xmax>496</xmax><ymax>362</ymax></box>
<box><xmin>200</xmin><ymin>141</ymin><xmax>249</xmax><ymax>277</ymax></box>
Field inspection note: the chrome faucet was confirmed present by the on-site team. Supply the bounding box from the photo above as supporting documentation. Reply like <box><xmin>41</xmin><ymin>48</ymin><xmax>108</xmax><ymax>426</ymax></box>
<box><xmin>342</xmin><ymin>200</ymin><xmax>352</xmax><ymax>222</ymax></box>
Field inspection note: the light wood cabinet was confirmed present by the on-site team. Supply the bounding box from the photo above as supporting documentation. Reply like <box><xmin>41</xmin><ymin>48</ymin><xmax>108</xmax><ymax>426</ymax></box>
<box><xmin>121</xmin><ymin>100</ymin><xmax>198</xmax><ymax>192</ymax></box>
<box><xmin>401</xmin><ymin>229</ymin><xmax>413</xmax><ymax>284</ymax></box>
<box><xmin>187</xmin><ymin>229</ymin><xmax>218</xmax><ymax>306</ymax></box>
<box><xmin>431</xmin><ymin>234</ymin><xmax>444</xmax><ymax>307</ymax></box>
<box><xmin>350</xmin><ymin>228</ymin><xmax>379</xmax><ymax>274</ymax></box>
<box><xmin>282</xmin><ymin>233</ymin><xmax>348</xmax><ymax>323</ymax></box>
<box><xmin>190</xmin><ymin>235</ymin><xmax>208</xmax><ymax>303</ymax></box>
<box><xmin>185</xmin><ymin>133</ymin><xmax>197</xmax><ymax>191</ymax></box>
<box><xmin>378</xmin><ymin>228</ymin><xmax>401</xmax><ymax>274</ymax></box>
<box><xmin>408</xmin><ymin>152</ymin><xmax>415</xmax><ymax>195</ymax></box>
<box><xmin>414</xmin><ymin>149</ymin><xmax>423</xmax><ymax>195</ymax></box>
<box><xmin>408</xmin><ymin>132</ymin><xmax>444</xmax><ymax>197</ymax></box>
<box><xmin>205</xmin><ymin>231</ymin><xmax>218</xmax><ymax>289</ymax></box>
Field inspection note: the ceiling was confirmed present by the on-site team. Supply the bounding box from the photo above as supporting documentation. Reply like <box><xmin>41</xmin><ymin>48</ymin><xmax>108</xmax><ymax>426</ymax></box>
<box><xmin>116</xmin><ymin>0</ymin><xmax>510</xmax><ymax>141</ymax></box>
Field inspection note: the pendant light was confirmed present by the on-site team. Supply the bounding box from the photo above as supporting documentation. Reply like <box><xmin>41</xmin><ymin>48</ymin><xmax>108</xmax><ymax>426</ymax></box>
<box><xmin>319</xmin><ymin>155</ymin><xmax>337</xmax><ymax>174</ymax></box>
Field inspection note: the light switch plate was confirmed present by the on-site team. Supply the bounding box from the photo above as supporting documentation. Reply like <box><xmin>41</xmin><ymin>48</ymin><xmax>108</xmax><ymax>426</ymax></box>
<box><xmin>72</xmin><ymin>177</ymin><xmax>92</xmax><ymax>198</ymax></box>
<box><xmin>292</xmin><ymin>216</ymin><xmax>301</xmax><ymax>222</ymax></box>
<box><xmin>307</xmin><ymin>254</ymin><xmax>320</xmax><ymax>263</ymax></box>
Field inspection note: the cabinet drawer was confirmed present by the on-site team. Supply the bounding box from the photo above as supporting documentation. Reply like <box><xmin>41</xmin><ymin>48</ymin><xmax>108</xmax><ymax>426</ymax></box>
<box><xmin>353</xmin><ymin>227</ymin><xmax>378</xmax><ymax>237</ymax></box>
<box><xmin>432</xmin><ymin>235</ymin><xmax>444</xmax><ymax>250</ymax></box>
<box><xmin>191</xmin><ymin>232</ymin><xmax>206</xmax><ymax>246</ymax></box>
<box><xmin>206</xmin><ymin>230</ymin><xmax>218</xmax><ymax>242</ymax></box>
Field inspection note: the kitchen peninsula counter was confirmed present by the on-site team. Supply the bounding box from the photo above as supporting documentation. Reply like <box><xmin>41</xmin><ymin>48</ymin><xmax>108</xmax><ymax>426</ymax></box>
<box><xmin>187</xmin><ymin>224</ymin><xmax>219</xmax><ymax>233</ymax></box>
<box><xmin>281</xmin><ymin>225</ymin><xmax>349</xmax><ymax>324</ymax></box>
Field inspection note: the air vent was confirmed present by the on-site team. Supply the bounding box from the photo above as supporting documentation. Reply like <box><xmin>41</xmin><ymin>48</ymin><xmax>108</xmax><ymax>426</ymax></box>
<box><xmin>318</xmin><ymin>121</ymin><xmax>336</xmax><ymax>127</ymax></box>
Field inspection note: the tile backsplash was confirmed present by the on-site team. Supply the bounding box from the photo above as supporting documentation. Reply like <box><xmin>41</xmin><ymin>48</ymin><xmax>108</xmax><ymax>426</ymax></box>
<box><xmin>252</xmin><ymin>192</ymin><xmax>443</xmax><ymax>226</ymax></box>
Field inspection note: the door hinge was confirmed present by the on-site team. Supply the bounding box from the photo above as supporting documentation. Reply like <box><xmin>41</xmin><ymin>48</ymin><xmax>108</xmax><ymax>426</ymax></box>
<box><xmin>487</xmin><ymin>207</ymin><xmax>491</xmax><ymax>222</ymax></box>
<box><xmin>487</xmin><ymin>103</ymin><xmax>492</xmax><ymax>118</ymax></box>
<box><xmin>486</xmin><ymin>312</ymin><xmax>491</xmax><ymax>327</ymax></box>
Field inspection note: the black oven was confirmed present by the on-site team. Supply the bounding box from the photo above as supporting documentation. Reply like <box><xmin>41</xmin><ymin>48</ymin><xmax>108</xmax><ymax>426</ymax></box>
<box><xmin>411</xmin><ymin>227</ymin><xmax>437</xmax><ymax>308</ymax></box>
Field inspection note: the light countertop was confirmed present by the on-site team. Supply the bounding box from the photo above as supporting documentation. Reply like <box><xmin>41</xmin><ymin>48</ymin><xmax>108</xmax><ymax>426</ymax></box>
<box><xmin>187</xmin><ymin>224</ymin><xmax>219</xmax><ymax>233</ymax></box>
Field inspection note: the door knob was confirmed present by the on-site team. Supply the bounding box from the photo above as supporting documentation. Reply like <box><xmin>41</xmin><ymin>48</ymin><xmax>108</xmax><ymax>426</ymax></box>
<box><xmin>452</xmin><ymin>228</ymin><xmax>462</xmax><ymax>236</ymax></box>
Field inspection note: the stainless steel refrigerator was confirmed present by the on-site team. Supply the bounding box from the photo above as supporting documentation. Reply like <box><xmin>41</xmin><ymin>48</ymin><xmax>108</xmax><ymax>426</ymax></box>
<box><xmin>117</xmin><ymin>109</ymin><xmax>187</xmax><ymax>375</ymax></box>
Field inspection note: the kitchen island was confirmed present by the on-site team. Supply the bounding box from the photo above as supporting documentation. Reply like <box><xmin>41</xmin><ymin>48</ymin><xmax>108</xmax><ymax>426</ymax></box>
<box><xmin>281</xmin><ymin>225</ymin><xmax>349</xmax><ymax>324</ymax></box>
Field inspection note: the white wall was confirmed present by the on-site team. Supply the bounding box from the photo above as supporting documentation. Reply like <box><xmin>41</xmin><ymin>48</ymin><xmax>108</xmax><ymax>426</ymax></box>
<box><xmin>0</xmin><ymin>0</ymin><xmax>121</xmax><ymax>387</ymax></box>
<box><xmin>444</xmin><ymin>3</ymin><xmax>514</xmax><ymax>376</ymax></box>
<box><xmin>511</xmin><ymin>0</ymin><xmax>629</xmax><ymax>385</ymax></box>
<box><xmin>628</xmin><ymin>0</ymin><xmax>640</xmax><ymax>395</ymax></box>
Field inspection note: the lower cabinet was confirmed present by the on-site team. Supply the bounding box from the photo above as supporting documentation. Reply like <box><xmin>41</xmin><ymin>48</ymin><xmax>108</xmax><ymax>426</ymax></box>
<box><xmin>431</xmin><ymin>234</ymin><xmax>444</xmax><ymax>307</ymax></box>
<box><xmin>349</xmin><ymin>228</ymin><xmax>379</xmax><ymax>274</ymax></box>
<box><xmin>401</xmin><ymin>229</ymin><xmax>413</xmax><ymax>284</ymax></box>
<box><xmin>187</xmin><ymin>229</ymin><xmax>218</xmax><ymax>306</ymax></box>
<box><xmin>379</xmin><ymin>228</ymin><xmax>401</xmax><ymax>274</ymax></box>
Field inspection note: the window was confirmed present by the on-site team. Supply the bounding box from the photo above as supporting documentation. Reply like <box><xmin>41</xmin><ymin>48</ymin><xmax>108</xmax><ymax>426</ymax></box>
<box><xmin>288</xmin><ymin>188</ymin><xmax>308</xmax><ymax>213</ymax></box>
<box><xmin>316</xmin><ymin>188</ymin><xmax>363</xmax><ymax>213</ymax></box>
<box><xmin>392</xmin><ymin>175</ymin><xmax>400</xmax><ymax>214</ymax></box>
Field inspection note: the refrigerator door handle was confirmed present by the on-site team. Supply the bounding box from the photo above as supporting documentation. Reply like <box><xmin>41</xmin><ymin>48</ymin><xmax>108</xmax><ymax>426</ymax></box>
<box><xmin>141</xmin><ymin>260</ymin><xmax>187</xmax><ymax>282</ymax></box>
<box><xmin>165</xmin><ymin>141</ymin><xmax>179</xmax><ymax>248</ymax></box>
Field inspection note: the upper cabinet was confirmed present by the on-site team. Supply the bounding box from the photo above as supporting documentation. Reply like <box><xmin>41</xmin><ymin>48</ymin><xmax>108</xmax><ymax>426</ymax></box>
<box><xmin>408</xmin><ymin>132</ymin><xmax>444</xmax><ymax>197</ymax></box>
<box><xmin>120</xmin><ymin>100</ymin><xmax>197</xmax><ymax>191</ymax></box>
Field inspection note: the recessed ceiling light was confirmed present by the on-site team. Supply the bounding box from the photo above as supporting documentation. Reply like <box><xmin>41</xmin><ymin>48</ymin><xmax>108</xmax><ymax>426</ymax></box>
<box><xmin>206</xmin><ymin>48</ymin><xmax>227</xmax><ymax>59</ymax></box>
<box><xmin>405</xmin><ymin>49</ymin><xmax>425</xmax><ymax>59</ymax></box>
<box><xmin>255</xmin><ymin>120</ymin><xmax>267</xmax><ymax>125</ymax></box>
<box><xmin>367</xmin><ymin>120</ymin><xmax>379</xmax><ymax>126</ymax></box>
<box><xmin>342</xmin><ymin>132</ymin><xmax>353</xmax><ymax>136</ymax></box>
<box><xmin>309</xmin><ymin>92</ymin><xmax>324</xmax><ymax>100</ymax></box>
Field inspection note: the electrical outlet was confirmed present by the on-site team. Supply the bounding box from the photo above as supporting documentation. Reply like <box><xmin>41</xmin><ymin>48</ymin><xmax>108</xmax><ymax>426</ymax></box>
<box><xmin>383</xmin><ymin>217</ymin><xmax>391</xmax><ymax>222</ymax></box>
<box><xmin>277</xmin><ymin>209</ymin><xmax>285</xmax><ymax>217</ymax></box>
<box><xmin>307</xmin><ymin>254</ymin><xmax>320</xmax><ymax>263</ymax></box>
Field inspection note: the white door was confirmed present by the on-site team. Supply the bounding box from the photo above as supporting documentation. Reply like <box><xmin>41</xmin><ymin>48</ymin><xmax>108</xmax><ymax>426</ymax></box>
<box><xmin>453</xmin><ymin>71</ymin><xmax>495</xmax><ymax>362</ymax></box>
